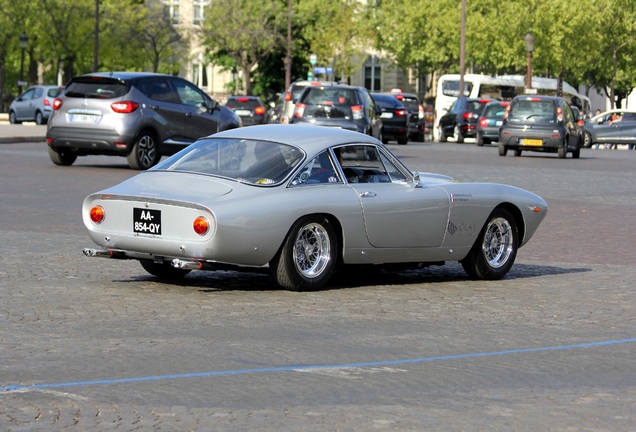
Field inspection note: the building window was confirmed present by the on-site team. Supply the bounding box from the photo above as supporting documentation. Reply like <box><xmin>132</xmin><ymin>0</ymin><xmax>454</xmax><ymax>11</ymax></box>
<box><xmin>364</xmin><ymin>56</ymin><xmax>381</xmax><ymax>91</ymax></box>
<box><xmin>163</xmin><ymin>0</ymin><xmax>179</xmax><ymax>25</ymax></box>
<box><xmin>193</xmin><ymin>0</ymin><xmax>210</xmax><ymax>25</ymax></box>
<box><xmin>192</xmin><ymin>63</ymin><xmax>208</xmax><ymax>89</ymax></box>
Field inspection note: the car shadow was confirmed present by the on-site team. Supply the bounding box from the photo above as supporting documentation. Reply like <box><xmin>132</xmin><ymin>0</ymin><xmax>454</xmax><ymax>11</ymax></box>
<box><xmin>122</xmin><ymin>262</ymin><xmax>591</xmax><ymax>293</ymax></box>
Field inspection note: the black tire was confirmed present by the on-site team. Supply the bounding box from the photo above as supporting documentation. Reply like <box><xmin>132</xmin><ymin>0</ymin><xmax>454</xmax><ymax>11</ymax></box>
<box><xmin>558</xmin><ymin>144</ymin><xmax>567</xmax><ymax>159</ymax></box>
<box><xmin>583</xmin><ymin>131</ymin><xmax>593</xmax><ymax>148</ymax></box>
<box><xmin>140</xmin><ymin>259</ymin><xmax>190</xmax><ymax>279</ymax></box>
<box><xmin>127</xmin><ymin>130</ymin><xmax>159</xmax><ymax>170</ymax></box>
<box><xmin>48</xmin><ymin>146</ymin><xmax>77</xmax><ymax>166</ymax></box>
<box><xmin>9</xmin><ymin>111</ymin><xmax>20</xmax><ymax>124</ymax></box>
<box><xmin>438</xmin><ymin>128</ymin><xmax>447</xmax><ymax>142</ymax></box>
<box><xmin>35</xmin><ymin>111</ymin><xmax>45</xmax><ymax>125</ymax></box>
<box><xmin>476</xmin><ymin>134</ymin><xmax>484</xmax><ymax>146</ymax></box>
<box><xmin>453</xmin><ymin>124</ymin><xmax>464</xmax><ymax>143</ymax></box>
<box><xmin>461</xmin><ymin>208</ymin><xmax>518</xmax><ymax>280</ymax></box>
<box><xmin>271</xmin><ymin>215</ymin><xmax>338</xmax><ymax>291</ymax></box>
<box><xmin>514</xmin><ymin>149</ymin><xmax>522</xmax><ymax>157</ymax></box>
<box><xmin>397</xmin><ymin>134</ymin><xmax>408</xmax><ymax>145</ymax></box>
<box><xmin>498</xmin><ymin>144</ymin><xmax>507</xmax><ymax>156</ymax></box>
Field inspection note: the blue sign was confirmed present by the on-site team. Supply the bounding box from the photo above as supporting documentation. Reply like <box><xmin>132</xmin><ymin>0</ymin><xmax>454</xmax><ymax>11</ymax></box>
<box><xmin>313</xmin><ymin>67</ymin><xmax>333</xmax><ymax>75</ymax></box>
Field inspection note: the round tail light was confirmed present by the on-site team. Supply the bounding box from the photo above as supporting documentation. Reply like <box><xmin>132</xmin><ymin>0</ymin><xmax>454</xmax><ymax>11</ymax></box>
<box><xmin>193</xmin><ymin>217</ymin><xmax>210</xmax><ymax>235</ymax></box>
<box><xmin>90</xmin><ymin>206</ymin><xmax>105</xmax><ymax>223</ymax></box>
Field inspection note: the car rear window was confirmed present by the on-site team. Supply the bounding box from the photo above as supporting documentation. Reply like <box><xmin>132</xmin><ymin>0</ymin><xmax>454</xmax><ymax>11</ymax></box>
<box><xmin>484</xmin><ymin>104</ymin><xmax>508</xmax><ymax>119</ymax></box>
<box><xmin>226</xmin><ymin>98</ymin><xmax>260</xmax><ymax>109</ymax></box>
<box><xmin>372</xmin><ymin>94</ymin><xmax>402</xmax><ymax>108</ymax></box>
<box><xmin>508</xmin><ymin>99</ymin><xmax>556</xmax><ymax>124</ymax></box>
<box><xmin>467</xmin><ymin>100</ymin><xmax>489</xmax><ymax>113</ymax></box>
<box><xmin>64</xmin><ymin>79</ymin><xmax>128</xmax><ymax>99</ymax></box>
<box><xmin>399</xmin><ymin>96</ymin><xmax>420</xmax><ymax>111</ymax></box>
<box><xmin>47</xmin><ymin>88</ymin><xmax>62</xmax><ymax>98</ymax></box>
<box><xmin>301</xmin><ymin>88</ymin><xmax>359</xmax><ymax>118</ymax></box>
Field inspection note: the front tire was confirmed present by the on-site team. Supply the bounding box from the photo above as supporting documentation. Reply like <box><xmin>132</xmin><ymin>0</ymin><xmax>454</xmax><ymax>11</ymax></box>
<box><xmin>140</xmin><ymin>260</ymin><xmax>190</xmax><ymax>279</ymax></box>
<box><xmin>271</xmin><ymin>216</ymin><xmax>338</xmax><ymax>291</ymax></box>
<box><xmin>48</xmin><ymin>146</ymin><xmax>77</xmax><ymax>166</ymax></box>
<box><xmin>558</xmin><ymin>144</ymin><xmax>567</xmax><ymax>159</ymax></box>
<box><xmin>9</xmin><ymin>111</ymin><xmax>20</xmax><ymax>124</ymax></box>
<box><xmin>461</xmin><ymin>208</ymin><xmax>518</xmax><ymax>280</ymax></box>
<box><xmin>127</xmin><ymin>130</ymin><xmax>159</xmax><ymax>170</ymax></box>
<box><xmin>583</xmin><ymin>131</ymin><xmax>593</xmax><ymax>148</ymax></box>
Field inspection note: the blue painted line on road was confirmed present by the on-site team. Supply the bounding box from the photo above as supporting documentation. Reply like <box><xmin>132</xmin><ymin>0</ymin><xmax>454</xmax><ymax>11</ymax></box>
<box><xmin>1</xmin><ymin>337</ymin><xmax>634</xmax><ymax>393</ymax></box>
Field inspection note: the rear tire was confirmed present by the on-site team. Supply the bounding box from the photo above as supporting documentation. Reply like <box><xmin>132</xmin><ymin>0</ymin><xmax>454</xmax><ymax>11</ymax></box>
<box><xmin>558</xmin><ymin>145</ymin><xmax>567</xmax><ymax>159</ymax></box>
<box><xmin>453</xmin><ymin>124</ymin><xmax>464</xmax><ymax>143</ymax></box>
<box><xmin>127</xmin><ymin>130</ymin><xmax>159</xmax><ymax>170</ymax></box>
<box><xmin>583</xmin><ymin>131</ymin><xmax>593</xmax><ymax>148</ymax></box>
<box><xmin>498</xmin><ymin>144</ymin><xmax>507</xmax><ymax>156</ymax></box>
<box><xmin>514</xmin><ymin>149</ymin><xmax>522</xmax><ymax>157</ymax></box>
<box><xmin>140</xmin><ymin>260</ymin><xmax>190</xmax><ymax>279</ymax></box>
<box><xmin>35</xmin><ymin>111</ymin><xmax>45</xmax><ymax>125</ymax></box>
<box><xmin>48</xmin><ymin>146</ymin><xmax>77</xmax><ymax>166</ymax></box>
<box><xmin>461</xmin><ymin>208</ymin><xmax>518</xmax><ymax>280</ymax></box>
<box><xmin>271</xmin><ymin>215</ymin><xmax>337</xmax><ymax>291</ymax></box>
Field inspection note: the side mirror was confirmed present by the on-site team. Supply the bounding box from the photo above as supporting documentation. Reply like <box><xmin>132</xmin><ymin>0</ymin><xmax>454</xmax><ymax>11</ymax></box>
<box><xmin>375</xmin><ymin>105</ymin><xmax>382</xmax><ymax>115</ymax></box>
<box><xmin>208</xmin><ymin>99</ymin><xmax>219</xmax><ymax>111</ymax></box>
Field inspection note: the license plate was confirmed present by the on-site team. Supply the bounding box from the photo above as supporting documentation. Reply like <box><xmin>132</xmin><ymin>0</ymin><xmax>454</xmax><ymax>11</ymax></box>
<box><xmin>235</xmin><ymin>109</ymin><xmax>252</xmax><ymax>116</ymax></box>
<box><xmin>381</xmin><ymin>112</ymin><xmax>393</xmax><ymax>119</ymax></box>
<box><xmin>69</xmin><ymin>114</ymin><xmax>100</xmax><ymax>123</ymax></box>
<box><xmin>133</xmin><ymin>208</ymin><xmax>162</xmax><ymax>235</ymax></box>
<box><xmin>520</xmin><ymin>138</ymin><xmax>542</xmax><ymax>146</ymax></box>
<box><xmin>495</xmin><ymin>120</ymin><xmax>502</xmax><ymax>126</ymax></box>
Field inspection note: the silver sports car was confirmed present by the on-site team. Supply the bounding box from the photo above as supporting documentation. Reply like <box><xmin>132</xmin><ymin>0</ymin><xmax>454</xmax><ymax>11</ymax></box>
<box><xmin>83</xmin><ymin>124</ymin><xmax>547</xmax><ymax>291</ymax></box>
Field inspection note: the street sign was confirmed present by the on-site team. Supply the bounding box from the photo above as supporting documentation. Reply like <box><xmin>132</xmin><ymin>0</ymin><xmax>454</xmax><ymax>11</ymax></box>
<box><xmin>313</xmin><ymin>67</ymin><xmax>333</xmax><ymax>75</ymax></box>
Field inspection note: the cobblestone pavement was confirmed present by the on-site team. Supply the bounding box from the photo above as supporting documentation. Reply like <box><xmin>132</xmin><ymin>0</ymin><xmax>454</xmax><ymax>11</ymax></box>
<box><xmin>0</xmin><ymin>141</ymin><xmax>634</xmax><ymax>431</ymax></box>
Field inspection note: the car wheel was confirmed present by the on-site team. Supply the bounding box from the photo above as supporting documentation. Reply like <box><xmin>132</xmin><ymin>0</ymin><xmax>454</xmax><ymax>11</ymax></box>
<box><xmin>127</xmin><ymin>130</ymin><xmax>159</xmax><ymax>170</ymax></box>
<box><xmin>35</xmin><ymin>111</ymin><xmax>45</xmax><ymax>125</ymax></box>
<box><xmin>476</xmin><ymin>134</ymin><xmax>484</xmax><ymax>146</ymax></box>
<box><xmin>271</xmin><ymin>215</ymin><xmax>338</xmax><ymax>291</ymax></box>
<box><xmin>397</xmin><ymin>134</ymin><xmax>408</xmax><ymax>145</ymax></box>
<box><xmin>514</xmin><ymin>149</ymin><xmax>522</xmax><ymax>157</ymax></box>
<box><xmin>558</xmin><ymin>144</ymin><xmax>568</xmax><ymax>159</ymax></box>
<box><xmin>461</xmin><ymin>208</ymin><xmax>518</xmax><ymax>280</ymax></box>
<box><xmin>9</xmin><ymin>111</ymin><xmax>20</xmax><ymax>124</ymax></box>
<box><xmin>453</xmin><ymin>124</ymin><xmax>464</xmax><ymax>143</ymax></box>
<box><xmin>140</xmin><ymin>259</ymin><xmax>190</xmax><ymax>279</ymax></box>
<box><xmin>48</xmin><ymin>146</ymin><xmax>77</xmax><ymax>166</ymax></box>
<box><xmin>498</xmin><ymin>144</ymin><xmax>507</xmax><ymax>156</ymax></box>
<box><xmin>583</xmin><ymin>131</ymin><xmax>593</xmax><ymax>148</ymax></box>
<box><xmin>438</xmin><ymin>129</ymin><xmax>447</xmax><ymax>142</ymax></box>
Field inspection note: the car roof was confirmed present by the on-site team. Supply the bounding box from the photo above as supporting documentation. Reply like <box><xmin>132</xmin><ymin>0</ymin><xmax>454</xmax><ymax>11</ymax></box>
<box><xmin>210</xmin><ymin>124</ymin><xmax>380</xmax><ymax>155</ymax></box>
<box><xmin>512</xmin><ymin>95</ymin><xmax>563</xmax><ymax>103</ymax></box>
<box><xmin>71</xmin><ymin>72</ymin><xmax>177</xmax><ymax>82</ymax></box>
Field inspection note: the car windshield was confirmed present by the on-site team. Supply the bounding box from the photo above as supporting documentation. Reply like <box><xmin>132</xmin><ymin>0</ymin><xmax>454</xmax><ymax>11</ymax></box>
<box><xmin>153</xmin><ymin>138</ymin><xmax>304</xmax><ymax>185</ymax></box>
<box><xmin>301</xmin><ymin>88</ymin><xmax>358</xmax><ymax>118</ymax></box>
<box><xmin>508</xmin><ymin>99</ymin><xmax>556</xmax><ymax>124</ymax></box>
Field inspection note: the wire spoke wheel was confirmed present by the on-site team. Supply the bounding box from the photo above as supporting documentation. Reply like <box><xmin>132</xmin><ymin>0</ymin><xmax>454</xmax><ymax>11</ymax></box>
<box><xmin>293</xmin><ymin>222</ymin><xmax>331</xmax><ymax>278</ymax></box>
<box><xmin>482</xmin><ymin>217</ymin><xmax>514</xmax><ymax>268</ymax></box>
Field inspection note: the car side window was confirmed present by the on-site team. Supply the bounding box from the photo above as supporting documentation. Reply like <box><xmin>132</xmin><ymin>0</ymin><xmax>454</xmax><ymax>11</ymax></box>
<box><xmin>33</xmin><ymin>88</ymin><xmax>44</xmax><ymax>99</ymax></box>
<box><xmin>336</xmin><ymin>145</ymin><xmax>392</xmax><ymax>184</ymax></box>
<box><xmin>21</xmin><ymin>88</ymin><xmax>35</xmax><ymax>100</ymax></box>
<box><xmin>173</xmin><ymin>80</ymin><xmax>207</xmax><ymax>108</ymax></box>
<box><xmin>291</xmin><ymin>150</ymin><xmax>342</xmax><ymax>186</ymax></box>
<box><xmin>141</xmin><ymin>78</ymin><xmax>180</xmax><ymax>104</ymax></box>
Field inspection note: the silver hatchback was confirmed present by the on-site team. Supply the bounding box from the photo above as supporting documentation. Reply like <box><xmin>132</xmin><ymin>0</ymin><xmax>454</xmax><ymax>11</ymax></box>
<box><xmin>46</xmin><ymin>72</ymin><xmax>241</xmax><ymax>169</ymax></box>
<box><xmin>9</xmin><ymin>85</ymin><xmax>63</xmax><ymax>125</ymax></box>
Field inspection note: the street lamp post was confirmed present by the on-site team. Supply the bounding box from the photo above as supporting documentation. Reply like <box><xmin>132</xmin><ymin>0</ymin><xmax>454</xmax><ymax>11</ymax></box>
<box><xmin>524</xmin><ymin>32</ymin><xmax>534</xmax><ymax>92</ymax></box>
<box><xmin>18</xmin><ymin>33</ymin><xmax>28</xmax><ymax>95</ymax></box>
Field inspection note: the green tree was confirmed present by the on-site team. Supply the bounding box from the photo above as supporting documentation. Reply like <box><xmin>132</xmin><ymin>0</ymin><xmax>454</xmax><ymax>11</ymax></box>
<box><xmin>202</xmin><ymin>0</ymin><xmax>286</xmax><ymax>95</ymax></box>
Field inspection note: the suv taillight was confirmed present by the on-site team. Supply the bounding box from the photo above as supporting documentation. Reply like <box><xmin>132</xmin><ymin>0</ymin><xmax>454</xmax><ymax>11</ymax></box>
<box><xmin>463</xmin><ymin>112</ymin><xmax>476</xmax><ymax>119</ymax></box>
<box><xmin>479</xmin><ymin>117</ymin><xmax>488</xmax><ymax>127</ymax></box>
<box><xmin>395</xmin><ymin>109</ymin><xmax>408</xmax><ymax>117</ymax></box>
<box><xmin>254</xmin><ymin>106</ymin><xmax>266</xmax><ymax>115</ymax></box>
<box><xmin>111</xmin><ymin>101</ymin><xmax>139</xmax><ymax>114</ymax></box>
<box><xmin>284</xmin><ymin>92</ymin><xmax>292</xmax><ymax>101</ymax></box>
<box><xmin>52</xmin><ymin>98</ymin><xmax>63</xmax><ymax>110</ymax></box>
<box><xmin>352</xmin><ymin>105</ymin><xmax>363</xmax><ymax>120</ymax></box>
<box><xmin>294</xmin><ymin>103</ymin><xmax>306</xmax><ymax>118</ymax></box>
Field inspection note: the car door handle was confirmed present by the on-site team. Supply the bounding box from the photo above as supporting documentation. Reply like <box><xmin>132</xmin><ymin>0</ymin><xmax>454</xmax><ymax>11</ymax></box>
<box><xmin>359</xmin><ymin>191</ymin><xmax>377</xmax><ymax>198</ymax></box>
<box><xmin>185</xmin><ymin>112</ymin><xmax>192</xmax><ymax>117</ymax></box>
<box><xmin>150</xmin><ymin>105</ymin><xmax>160</xmax><ymax>111</ymax></box>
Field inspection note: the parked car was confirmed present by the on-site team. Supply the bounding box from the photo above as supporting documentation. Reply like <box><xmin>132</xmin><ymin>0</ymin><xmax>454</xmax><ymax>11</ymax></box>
<box><xmin>392</xmin><ymin>90</ymin><xmax>426</xmax><ymax>142</ymax></box>
<box><xmin>476</xmin><ymin>101</ymin><xmax>509</xmax><ymax>146</ymax></box>
<box><xmin>582</xmin><ymin>109</ymin><xmax>636</xmax><ymax>148</ymax></box>
<box><xmin>9</xmin><ymin>85</ymin><xmax>63</xmax><ymax>125</ymax></box>
<box><xmin>289</xmin><ymin>84</ymin><xmax>382</xmax><ymax>139</ymax></box>
<box><xmin>46</xmin><ymin>72</ymin><xmax>241</xmax><ymax>170</ymax></box>
<box><xmin>225</xmin><ymin>95</ymin><xmax>269</xmax><ymax>126</ymax></box>
<box><xmin>82</xmin><ymin>124</ymin><xmax>547</xmax><ymax>291</ymax></box>
<box><xmin>279</xmin><ymin>79</ymin><xmax>338</xmax><ymax>124</ymax></box>
<box><xmin>438</xmin><ymin>97</ymin><xmax>490</xmax><ymax>143</ymax></box>
<box><xmin>371</xmin><ymin>92</ymin><xmax>410</xmax><ymax>144</ymax></box>
<box><xmin>499</xmin><ymin>95</ymin><xmax>582</xmax><ymax>158</ymax></box>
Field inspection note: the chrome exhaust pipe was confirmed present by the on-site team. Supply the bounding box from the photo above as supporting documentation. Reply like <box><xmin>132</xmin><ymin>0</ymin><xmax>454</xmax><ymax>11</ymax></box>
<box><xmin>172</xmin><ymin>259</ymin><xmax>203</xmax><ymax>270</ymax></box>
<box><xmin>83</xmin><ymin>248</ymin><xmax>114</xmax><ymax>258</ymax></box>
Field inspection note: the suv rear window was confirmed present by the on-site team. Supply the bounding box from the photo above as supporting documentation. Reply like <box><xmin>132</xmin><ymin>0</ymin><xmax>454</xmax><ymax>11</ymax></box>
<box><xmin>301</xmin><ymin>88</ymin><xmax>359</xmax><ymax>118</ymax></box>
<box><xmin>399</xmin><ymin>96</ymin><xmax>420</xmax><ymax>111</ymax></box>
<box><xmin>64</xmin><ymin>79</ymin><xmax>128</xmax><ymax>99</ymax></box>
<box><xmin>226</xmin><ymin>98</ymin><xmax>260</xmax><ymax>109</ymax></box>
<box><xmin>508</xmin><ymin>99</ymin><xmax>556</xmax><ymax>124</ymax></box>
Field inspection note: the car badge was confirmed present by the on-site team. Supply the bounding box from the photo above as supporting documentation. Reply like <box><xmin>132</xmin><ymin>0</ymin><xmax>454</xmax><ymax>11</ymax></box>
<box><xmin>82</xmin><ymin>99</ymin><xmax>89</xmax><ymax>107</ymax></box>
